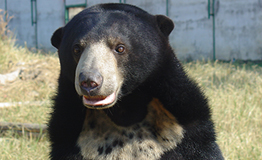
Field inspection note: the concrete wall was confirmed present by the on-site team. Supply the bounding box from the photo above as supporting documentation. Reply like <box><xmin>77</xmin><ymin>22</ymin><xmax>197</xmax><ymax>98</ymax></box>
<box><xmin>0</xmin><ymin>0</ymin><xmax>64</xmax><ymax>51</ymax></box>
<box><xmin>0</xmin><ymin>0</ymin><xmax>261</xmax><ymax>60</ymax></box>
<box><xmin>216</xmin><ymin>0</ymin><xmax>262</xmax><ymax>60</ymax></box>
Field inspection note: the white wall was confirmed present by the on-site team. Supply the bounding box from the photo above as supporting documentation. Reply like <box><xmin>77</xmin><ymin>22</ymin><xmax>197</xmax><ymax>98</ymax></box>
<box><xmin>215</xmin><ymin>0</ymin><xmax>262</xmax><ymax>60</ymax></box>
<box><xmin>0</xmin><ymin>0</ymin><xmax>64</xmax><ymax>51</ymax></box>
<box><xmin>0</xmin><ymin>0</ymin><xmax>261</xmax><ymax>60</ymax></box>
<box><xmin>4</xmin><ymin>0</ymin><xmax>36</xmax><ymax>49</ymax></box>
<box><xmin>37</xmin><ymin>0</ymin><xmax>64</xmax><ymax>50</ymax></box>
<box><xmin>169</xmin><ymin>0</ymin><xmax>213</xmax><ymax>60</ymax></box>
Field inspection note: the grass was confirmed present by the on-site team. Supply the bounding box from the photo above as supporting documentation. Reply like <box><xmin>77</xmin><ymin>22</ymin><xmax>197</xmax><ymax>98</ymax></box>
<box><xmin>0</xmin><ymin>11</ymin><xmax>55</xmax><ymax>159</ymax></box>
<box><xmin>0</xmin><ymin>133</ymin><xmax>49</xmax><ymax>160</ymax></box>
<box><xmin>184</xmin><ymin>61</ymin><xmax>262</xmax><ymax>159</ymax></box>
<box><xmin>0</xmin><ymin>11</ymin><xmax>262</xmax><ymax>160</ymax></box>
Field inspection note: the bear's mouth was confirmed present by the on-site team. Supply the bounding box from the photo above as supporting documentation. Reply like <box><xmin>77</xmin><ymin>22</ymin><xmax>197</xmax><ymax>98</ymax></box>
<box><xmin>82</xmin><ymin>92</ymin><xmax>116</xmax><ymax>109</ymax></box>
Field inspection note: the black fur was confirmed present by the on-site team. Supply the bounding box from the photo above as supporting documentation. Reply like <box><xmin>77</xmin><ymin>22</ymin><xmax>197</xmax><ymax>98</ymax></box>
<box><xmin>48</xmin><ymin>3</ymin><xmax>223</xmax><ymax>160</ymax></box>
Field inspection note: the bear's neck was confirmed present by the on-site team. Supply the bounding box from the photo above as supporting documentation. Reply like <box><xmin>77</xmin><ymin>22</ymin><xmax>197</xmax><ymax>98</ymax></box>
<box><xmin>104</xmin><ymin>88</ymin><xmax>152</xmax><ymax>127</ymax></box>
<box><xmin>149</xmin><ymin>55</ymin><xmax>211</xmax><ymax>125</ymax></box>
<box><xmin>58</xmin><ymin>73</ymin><xmax>152</xmax><ymax>127</ymax></box>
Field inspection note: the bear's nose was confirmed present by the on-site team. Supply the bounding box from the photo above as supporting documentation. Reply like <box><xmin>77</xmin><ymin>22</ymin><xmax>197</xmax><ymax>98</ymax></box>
<box><xmin>79</xmin><ymin>71</ymin><xmax>103</xmax><ymax>95</ymax></box>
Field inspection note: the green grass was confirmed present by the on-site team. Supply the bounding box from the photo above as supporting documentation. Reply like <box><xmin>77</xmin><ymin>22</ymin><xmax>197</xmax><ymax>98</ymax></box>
<box><xmin>1</xmin><ymin>11</ymin><xmax>262</xmax><ymax>160</ymax></box>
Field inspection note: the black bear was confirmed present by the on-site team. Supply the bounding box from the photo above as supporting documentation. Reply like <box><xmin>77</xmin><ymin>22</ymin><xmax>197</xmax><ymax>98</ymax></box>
<box><xmin>49</xmin><ymin>3</ymin><xmax>224</xmax><ymax>160</ymax></box>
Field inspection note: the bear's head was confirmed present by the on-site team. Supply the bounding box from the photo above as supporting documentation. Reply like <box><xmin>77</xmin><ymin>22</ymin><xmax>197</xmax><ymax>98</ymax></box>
<box><xmin>51</xmin><ymin>3</ymin><xmax>174</xmax><ymax>109</ymax></box>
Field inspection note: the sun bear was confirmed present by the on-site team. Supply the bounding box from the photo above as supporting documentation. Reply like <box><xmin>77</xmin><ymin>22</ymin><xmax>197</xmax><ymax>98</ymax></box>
<box><xmin>48</xmin><ymin>3</ymin><xmax>224</xmax><ymax>160</ymax></box>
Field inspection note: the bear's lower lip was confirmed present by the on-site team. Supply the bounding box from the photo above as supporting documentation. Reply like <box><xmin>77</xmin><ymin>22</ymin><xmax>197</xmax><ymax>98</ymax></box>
<box><xmin>82</xmin><ymin>92</ymin><xmax>116</xmax><ymax>109</ymax></box>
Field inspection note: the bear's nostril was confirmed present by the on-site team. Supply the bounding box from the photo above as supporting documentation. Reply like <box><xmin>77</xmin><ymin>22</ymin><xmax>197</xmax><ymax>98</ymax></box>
<box><xmin>81</xmin><ymin>81</ymin><xmax>89</xmax><ymax>88</ymax></box>
<box><xmin>90</xmin><ymin>81</ymin><xmax>98</xmax><ymax>88</ymax></box>
<box><xmin>81</xmin><ymin>81</ymin><xmax>98</xmax><ymax>89</ymax></box>
<box><xmin>79</xmin><ymin>71</ymin><xmax>103</xmax><ymax>95</ymax></box>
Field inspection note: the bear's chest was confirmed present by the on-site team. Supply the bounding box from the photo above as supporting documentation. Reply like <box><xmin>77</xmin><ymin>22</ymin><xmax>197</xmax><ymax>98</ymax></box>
<box><xmin>77</xmin><ymin>99</ymin><xmax>184</xmax><ymax>160</ymax></box>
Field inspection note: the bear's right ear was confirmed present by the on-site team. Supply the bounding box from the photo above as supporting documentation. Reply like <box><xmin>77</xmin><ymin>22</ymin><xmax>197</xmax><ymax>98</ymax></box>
<box><xmin>155</xmin><ymin>15</ymin><xmax>174</xmax><ymax>37</ymax></box>
<box><xmin>51</xmin><ymin>27</ymin><xmax>63</xmax><ymax>49</ymax></box>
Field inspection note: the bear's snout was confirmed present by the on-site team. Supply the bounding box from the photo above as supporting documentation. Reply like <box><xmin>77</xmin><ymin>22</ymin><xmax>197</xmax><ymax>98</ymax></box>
<box><xmin>79</xmin><ymin>71</ymin><xmax>103</xmax><ymax>96</ymax></box>
<box><xmin>73</xmin><ymin>42</ymin><xmax>124</xmax><ymax>109</ymax></box>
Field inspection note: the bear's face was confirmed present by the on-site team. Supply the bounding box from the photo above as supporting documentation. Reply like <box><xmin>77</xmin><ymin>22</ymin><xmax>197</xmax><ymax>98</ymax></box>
<box><xmin>51</xmin><ymin>4</ymin><xmax>174</xmax><ymax>109</ymax></box>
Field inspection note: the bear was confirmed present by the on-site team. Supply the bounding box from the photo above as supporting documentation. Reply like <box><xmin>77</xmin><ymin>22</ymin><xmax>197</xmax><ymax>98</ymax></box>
<box><xmin>48</xmin><ymin>3</ymin><xmax>224</xmax><ymax>160</ymax></box>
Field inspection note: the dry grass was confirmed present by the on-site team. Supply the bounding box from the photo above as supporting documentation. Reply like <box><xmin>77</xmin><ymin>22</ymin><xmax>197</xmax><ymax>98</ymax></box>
<box><xmin>0</xmin><ymin>9</ymin><xmax>12</xmax><ymax>40</ymax></box>
<box><xmin>0</xmin><ymin>134</ymin><xmax>49</xmax><ymax>160</ymax></box>
<box><xmin>0</xmin><ymin>11</ymin><xmax>262</xmax><ymax>160</ymax></box>
<box><xmin>0</xmin><ymin>11</ymin><xmax>55</xmax><ymax>159</ymax></box>
<box><xmin>185</xmin><ymin>61</ymin><xmax>262</xmax><ymax>160</ymax></box>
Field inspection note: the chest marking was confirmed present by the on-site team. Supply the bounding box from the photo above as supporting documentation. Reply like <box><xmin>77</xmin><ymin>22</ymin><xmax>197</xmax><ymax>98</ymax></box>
<box><xmin>77</xmin><ymin>98</ymin><xmax>184</xmax><ymax>160</ymax></box>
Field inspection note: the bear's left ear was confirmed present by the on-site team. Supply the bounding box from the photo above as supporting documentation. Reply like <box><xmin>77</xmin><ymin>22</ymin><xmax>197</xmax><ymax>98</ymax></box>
<box><xmin>155</xmin><ymin>15</ymin><xmax>174</xmax><ymax>37</ymax></box>
<box><xmin>51</xmin><ymin>27</ymin><xmax>63</xmax><ymax>49</ymax></box>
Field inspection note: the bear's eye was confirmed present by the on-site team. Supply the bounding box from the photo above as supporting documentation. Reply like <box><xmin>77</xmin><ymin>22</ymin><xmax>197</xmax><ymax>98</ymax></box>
<box><xmin>73</xmin><ymin>44</ymin><xmax>82</xmax><ymax>56</ymax></box>
<box><xmin>115</xmin><ymin>45</ymin><xmax>125</xmax><ymax>54</ymax></box>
